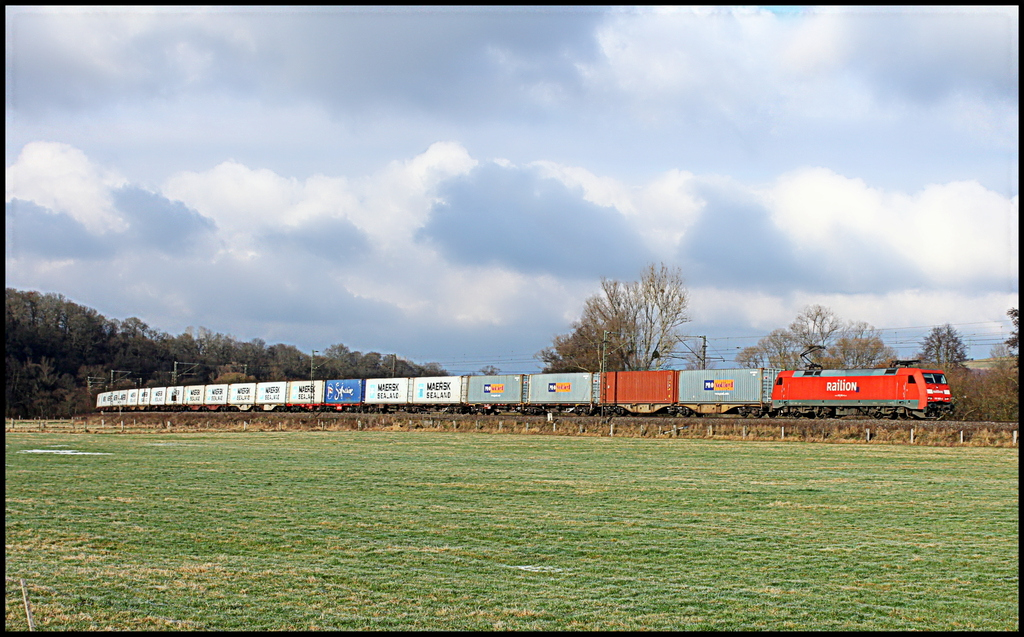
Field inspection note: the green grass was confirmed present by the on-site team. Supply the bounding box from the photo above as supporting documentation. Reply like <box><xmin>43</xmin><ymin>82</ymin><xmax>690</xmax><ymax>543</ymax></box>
<box><xmin>5</xmin><ymin>432</ymin><xmax>1018</xmax><ymax>630</ymax></box>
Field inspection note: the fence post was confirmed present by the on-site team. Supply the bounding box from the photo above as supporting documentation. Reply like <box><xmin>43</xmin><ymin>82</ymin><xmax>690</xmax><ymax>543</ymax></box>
<box><xmin>742</xmin><ymin>425</ymin><xmax>746</xmax><ymax>438</ymax></box>
<box><xmin>610</xmin><ymin>422</ymin><xmax>615</xmax><ymax>437</ymax></box>
<box><xmin>866</xmin><ymin>428</ymin><xmax>870</xmax><ymax>442</ymax></box>
<box><xmin>1014</xmin><ymin>430</ymin><xmax>1018</xmax><ymax>445</ymax></box>
<box><xmin>781</xmin><ymin>426</ymin><xmax>785</xmax><ymax>440</ymax></box>
<box><xmin>960</xmin><ymin>430</ymin><xmax>964</xmax><ymax>444</ymax></box>
<box><xmin>910</xmin><ymin>428</ymin><xmax>914</xmax><ymax>444</ymax></box>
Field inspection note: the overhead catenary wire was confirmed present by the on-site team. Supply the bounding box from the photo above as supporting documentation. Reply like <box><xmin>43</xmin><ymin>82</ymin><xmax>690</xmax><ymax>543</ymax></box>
<box><xmin>425</xmin><ymin>317</ymin><xmax>1016</xmax><ymax>373</ymax></box>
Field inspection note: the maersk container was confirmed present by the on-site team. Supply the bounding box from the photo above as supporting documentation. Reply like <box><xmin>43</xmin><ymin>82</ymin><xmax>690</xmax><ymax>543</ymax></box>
<box><xmin>166</xmin><ymin>386</ymin><xmax>185</xmax><ymax>406</ymax></box>
<box><xmin>96</xmin><ymin>392</ymin><xmax>114</xmax><ymax>410</ymax></box>
<box><xmin>601</xmin><ymin>371</ymin><xmax>676</xmax><ymax>405</ymax></box>
<box><xmin>678</xmin><ymin>368</ymin><xmax>782</xmax><ymax>404</ymax></box>
<box><xmin>184</xmin><ymin>385</ymin><xmax>205</xmax><ymax>406</ymax></box>
<box><xmin>229</xmin><ymin>382</ymin><xmax>257</xmax><ymax>406</ymax></box>
<box><xmin>365</xmin><ymin>378</ymin><xmax>411</xmax><ymax>404</ymax></box>
<box><xmin>526</xmin><ymin>373</ymin><xmax>595</xmax><ymax>404</ymax></box>
<box><xmin>467</xmin><ymin>374</ymin><xmax>523</xmax><ymax>404</ymax></box>
<box><xmin>324</xmin><ymin>379</ymin><xmax>364</xmax><ymax>405</ymax></box>
<box><xmin>256</xmin><ymin>381</ymin><xmax>288</xmax><ymax>406</ymax></box>
<box><xmin>204</xmin><ymin>384</ymin><xmax>229</xmax><ymax>406</ymax></box>
<box><xmin>150</xmin><ymin>387</ymin><xmax>168</xmax><ymax>406</ymax></box>
<box><xmin>287</xmin><ymin>380</ymin><xmax>324</xmax><ymax>405</ymax></box>
<box><xmin>412</xmin><ymin>376</ymin><xmax>463</xmax><ymax>404</ymax></box>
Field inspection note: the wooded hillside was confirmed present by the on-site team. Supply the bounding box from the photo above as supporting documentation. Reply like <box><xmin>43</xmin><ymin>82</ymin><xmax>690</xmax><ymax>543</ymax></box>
<box><xmin>5</xmin><ymin>288</ymin><xmax>445</xmax><ymax>418</ymax></box>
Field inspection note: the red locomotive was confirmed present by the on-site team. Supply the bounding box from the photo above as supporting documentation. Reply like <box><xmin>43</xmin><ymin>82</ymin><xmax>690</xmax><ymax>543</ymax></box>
<box><xmin>771</xmin><ymin>366</ymin><xmax>952</xmax><ymax>420</ymax></box>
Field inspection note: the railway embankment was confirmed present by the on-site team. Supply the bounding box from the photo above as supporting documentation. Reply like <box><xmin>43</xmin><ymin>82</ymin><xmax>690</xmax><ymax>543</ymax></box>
<box><xmin>6</xmin><ymin>413</ymin><xmax>1018</xmax><ymax>447</ymax></box>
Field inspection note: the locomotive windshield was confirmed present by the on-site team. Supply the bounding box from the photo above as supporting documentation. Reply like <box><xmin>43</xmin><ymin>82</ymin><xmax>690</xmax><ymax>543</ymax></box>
<box><xmin>922</xmin><ymin>373</ymin><xmax>947</xmax><ymax>385</ymax></box>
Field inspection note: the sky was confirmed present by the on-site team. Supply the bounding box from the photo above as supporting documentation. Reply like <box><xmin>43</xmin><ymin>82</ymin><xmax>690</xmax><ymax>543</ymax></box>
<box><xmin>5</xmin><ymin>6</ymin><xmax>1019</xmax><ymax>374</ymax></box>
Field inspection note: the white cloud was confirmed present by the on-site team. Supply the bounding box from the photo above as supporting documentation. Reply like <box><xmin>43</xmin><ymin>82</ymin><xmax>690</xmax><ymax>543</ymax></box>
<box><xmin>5</xmin><ymin>141</ymin><xmax>127</xmax><ymax>233</ymax></box>
<box><xmin>765</xmin><ymin>167</ymin><xmax>1018</xmax><ymax>287</ymax></box>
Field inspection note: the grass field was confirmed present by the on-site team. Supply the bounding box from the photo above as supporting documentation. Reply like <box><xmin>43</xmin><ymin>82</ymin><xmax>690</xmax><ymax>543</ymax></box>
<box><xmin>5</xmin><ymin>431</ymin><xmax>1018</xmax><ymax>630</ymax></box>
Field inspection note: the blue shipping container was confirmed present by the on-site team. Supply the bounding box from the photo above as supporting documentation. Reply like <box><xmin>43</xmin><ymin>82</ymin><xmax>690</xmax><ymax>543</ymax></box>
<box><xmin>324</xmin><ymin>379</ymin><xmax>364</xmax><ymax>404</ymax></box>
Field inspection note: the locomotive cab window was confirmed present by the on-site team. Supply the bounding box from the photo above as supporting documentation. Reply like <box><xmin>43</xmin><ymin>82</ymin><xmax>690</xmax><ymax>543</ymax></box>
<box><xmin>923</xmin><ymin>373</ymin><xmax>947</xmax><ymax>385</ymax></box>
<box><xmin>776</xmin><ymin>377</ymin><xmax>783</xmax><ymax>385</ymax></box>
<box><xmin>907</xmin><ymin>376</ymin><xmax>916</xmax><ymax>384</ymax></box>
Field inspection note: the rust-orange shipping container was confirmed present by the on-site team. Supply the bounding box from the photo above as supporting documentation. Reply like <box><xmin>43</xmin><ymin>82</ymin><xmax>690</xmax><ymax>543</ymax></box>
<box><xmin>601</xmin><ymin>371</ymin><xmax>677</xmax><ymax>410</ymax></box>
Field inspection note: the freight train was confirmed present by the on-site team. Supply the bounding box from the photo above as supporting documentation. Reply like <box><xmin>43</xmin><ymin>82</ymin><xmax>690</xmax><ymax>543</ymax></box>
<box><xmin>95</xmin><ymin>365</ymin><xmax>953</xmax><ymax>420</ymax></box>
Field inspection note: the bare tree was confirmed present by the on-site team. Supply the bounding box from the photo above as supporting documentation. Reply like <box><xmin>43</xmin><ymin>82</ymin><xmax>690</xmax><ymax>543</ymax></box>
<box><xmin>917</xmin><ymin>324</ymin><xmax>968</xmax><ymax>369</ymax></box>
<box><xmin>789</xmin><ymin>304</ymin><xmax>845</xmax><ymax>350</ymax></box>
<box><xmin>736</xmin><ymin>306</ymin><xmax>895</xmax><ymax>369</ymax></box>
<box><xmin>1007</xmin><ymin>307</ymin><xmax>1018</xmax><ymax>361</ymax></box>
<box><xmin>538</xmin><ymin>263</ymin><xmax>690</xmax><ymax>372</ymax></box>
<box><xmin>827</xmin><ymin>321</ymin><xmax>896</xmax><ymax>369</ymax></box>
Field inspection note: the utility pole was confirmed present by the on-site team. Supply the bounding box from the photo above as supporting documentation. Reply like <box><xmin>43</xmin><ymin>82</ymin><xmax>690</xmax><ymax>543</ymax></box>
<box><xmin>600</xmin><ymin>330</ymin><xmax>612</xmax><ymax>418</ymax></box>
<box><xmin>310</xmin><ymin>350</ymin><xmax>319</xmax><ymax>383</ymax></box>
<box><xmin>109</xmin><ymin>369</ymin><xmax>133</xmax><ymax>387</ymax></box>
<box><xmin>679</xmin><ymin>335</ymin><xmax>708</xmax><ymax>370</ymax></box>
<box><xmin>172</xmin><ymin>361</ymin><xmax>200</xmax><ymax>385</ymax></box>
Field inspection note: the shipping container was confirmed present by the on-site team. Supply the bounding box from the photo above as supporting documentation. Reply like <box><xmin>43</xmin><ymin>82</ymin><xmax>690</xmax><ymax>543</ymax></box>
<box><xmin>150</xmin><ymin>387</ymin><xmax>168</xmax><ymax>406</ymax></box>
<box><xmin>166</xmin><ymin>386</ymin><xmax>185</xmax><ymax>406</ymax></box>
<box><xmin>126</xmin><ymin>389</ymin><xmax>140</xmax><ymax>409</ymax></box>
<box><xmin>204</xmin><ymin>384</ymin><xmax>229</xmax><ymax>406</ymax></box>
<box><xmin>287</xmin><ymin>380</ymin><xmax>324</xmax><ymax>406</ymax></box>
<box><xmin>466</xmin><ymin>374</ymin><xmax>523</xmax><ymax>405</ymax></box>
<box><xmin>324</xmin><ymin>379</ymin><xmax>364</xmax><ymax>405</ymax></box>
<box><xmin>677</xmin><ymin>368</ymin><xmax>781</xmax><ymax>415</ymax></box>
<box><xmin>526</xmin><ymin>373</ymin><xmax>595</xmax><ymax>404</ymax></box>
<box><xmin>256</xmin><ymin>381</ymin><xmax>288</xmax><ymax>408</ymax></box>
<box><xmin>365</xmin><ymin>378</ymin><xmax>411</xmax><ymax>404</ymax></box>
<box><xmin>411</xmin><ymin>376</ymin><xmax>463</xmax><ymax>404</ymax></box>
<box><xmin>229</xmin><ymin>382</ymin><xmax>257</xmax><ymax>407</ymax></box>
<box><xmin>600</xmin><ymin>371</ymin><xmax>676</xmax><ymax>414</ymax></box>
<box><xmin>96</xmin><ymin>391</ymin><xmax>114</xmax><ymax>410</ymax></box>
<box><xmin>184</xmin><ymin>385</ymin><xmax>205</xmax><ymax>406</ymax></box>
<box><xmin>138</xmin><ymin>388</ymin><xmax>152</xmax><ymax>407</ymax></box>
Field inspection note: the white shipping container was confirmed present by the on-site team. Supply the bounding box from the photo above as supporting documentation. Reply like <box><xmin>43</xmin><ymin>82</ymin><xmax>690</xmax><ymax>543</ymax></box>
<box><xmin>167</xmin><ymin>386</ymin><xmax>185</xmax><ymax>405</ymax></box>
<box><xmin>126</xmin><ymin>389</ymin><xmax>140</xmax><ymax>407</ymax></box>
<box><xmin>112</xmin><ymin>390</ymin><xmax>129</xmax><ymax>407</ymax></box>
<box><xmin>184</xmin><ymin>385</ymin><xmax>206</xmax><ymax>405</ymax></box>
<box><xmin>287</xmin><ymin>380</ymin><xmax>324</xmax><ymax>405</ymax></box>
<box><xmin>256</xmin><ymin>381</ymin><xmax>288</xmax><ymax>405</ymax></box>
<box><xmin>412</xmin><ymin>376</ymin><xmax>463</xmax><ymax>404</ymax></box>
<box><xmin>96</xmin><ymin>391</ymin><xmax>114</xmax><ymax>409</ymax></box>
<box><xmin>365</xmin><ymin>378</ymin><xmax>411</xmax><ymax>404</ymax></box>
<box><xmin>150</xmin><ymin>387</ymin><xmax>168</xmax><ymax>406</ymax></box>
<box><xmin>229</xmin><ymin>383</ymin><xmax>257</xmax><ymax>405</ymax></box>
<box><xmin>139</xmin><ymin>388</ymin><xmax>152</xmax><ymax>406</ymax></box>
<box><xmin>204</xmin><ymin>384</ymin><xmax>229</xmax><ymax>405</ymax></box>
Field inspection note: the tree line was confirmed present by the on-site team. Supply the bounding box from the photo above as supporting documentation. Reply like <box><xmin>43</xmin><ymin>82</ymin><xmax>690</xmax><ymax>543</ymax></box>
<box><xmin>5</xmin><ymin>288</ymin><xmax>446</xmax><ymax>418</ymax></box>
